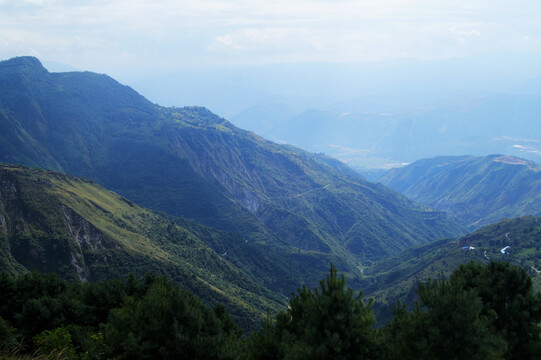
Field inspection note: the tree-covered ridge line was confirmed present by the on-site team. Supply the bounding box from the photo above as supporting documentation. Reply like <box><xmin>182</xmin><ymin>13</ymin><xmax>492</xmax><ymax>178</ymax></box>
<box><xmin>1</xmin><ymin>261</ymin><xmax>540</xmax><ymax>359</ymax></box>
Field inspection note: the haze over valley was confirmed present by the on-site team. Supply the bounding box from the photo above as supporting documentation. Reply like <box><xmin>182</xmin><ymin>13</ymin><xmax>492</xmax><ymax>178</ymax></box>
<box><xmin>130</xmin><ymin>53</ymin><xmax>541</xmax><ymax>171</ymax></box>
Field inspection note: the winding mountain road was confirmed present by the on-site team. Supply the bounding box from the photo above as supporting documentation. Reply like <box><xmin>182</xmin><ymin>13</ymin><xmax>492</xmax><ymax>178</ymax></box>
<box><xmin>290</xmin><ymin>184</ymin><xmax>331</xmax><ymax>198</ymax></box>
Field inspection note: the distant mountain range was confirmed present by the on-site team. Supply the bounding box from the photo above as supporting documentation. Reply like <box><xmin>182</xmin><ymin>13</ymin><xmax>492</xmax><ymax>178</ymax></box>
<box><xmin>230</xmin><ymin>95</ymin><xmax>541</xmax><ymax>170</ymax></box>
<box><xmin>128</xmin><ymin>52</ymin><xmax>541</xmax><ymax>119</ymax></box>
<box><xmin>111</xmin><ymin>52</ymin><xmax>541</xmax><ymax>170</ymax></box>
<box><xmin>379</xmin><ymin>155</ymin><xmax>541</xmax><ymax>230</ymax></box>
<box><xmin>0</xmin><ymin>56</ymin><xmax>463</xmax><ymax>287</ymax></box>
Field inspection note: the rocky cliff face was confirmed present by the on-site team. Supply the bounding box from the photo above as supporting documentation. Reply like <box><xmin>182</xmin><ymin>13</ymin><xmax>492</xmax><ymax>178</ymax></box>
<box><xmin>0</xmin><ymin>173</ymin><xmax>18</xmax><ymax>234</ymax></box>
<box><xmin>62</xmin><ymin>205</ymin><xmax>106</xmax><ymax>281</ymax></box>
<box><xmin>0</xmin><ymin>167</ymin><xmax>112</xmax><ymax>280</ymax></box>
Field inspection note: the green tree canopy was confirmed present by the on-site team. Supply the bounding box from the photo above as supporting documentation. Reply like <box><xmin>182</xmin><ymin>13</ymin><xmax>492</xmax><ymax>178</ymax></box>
<box><xmin>104</xmin><ymin>276</ymin><xmax>240</xmax><ymax>360</ymax></box>
<box><xmin>451</xmin><ymin>261</ymin><xmax>541</xmax><ymax>359</ymax></box>
<box><xmin>246</xmin><ymin>264</ymin><xmax>378</xmax><ymax>360</ymax></box>
<box><xmin>381</xmin><ymin>261</ymin><xmax>541</xmax><ymax>360</ymax></box>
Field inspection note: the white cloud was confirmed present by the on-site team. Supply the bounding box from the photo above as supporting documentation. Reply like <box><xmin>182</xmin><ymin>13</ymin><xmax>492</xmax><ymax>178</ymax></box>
<box><xmin>1</xmin><ymin>0</ymin><xmax>541</xmax><ymax>70</ymax></box>
<box><xmin>215</xmin><ymin>28</ymin><xmax>292</xmax><ymax>50</ymax></box>
<box><xmin>22</xmin><ymin>0</ymin><xmax>56</xmax><ymax>5</ymax></box>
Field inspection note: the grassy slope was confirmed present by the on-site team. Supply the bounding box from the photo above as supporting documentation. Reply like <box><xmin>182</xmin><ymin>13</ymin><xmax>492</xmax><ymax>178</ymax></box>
<box><xmin>128</xmin><ymin>106</ymin><xmax>464</xmax><ymax>263</ymax></box>
<box><xmin>0</xmin><ymin>164</ymin><xmax>292</xmax><ymax>330</ymax></box>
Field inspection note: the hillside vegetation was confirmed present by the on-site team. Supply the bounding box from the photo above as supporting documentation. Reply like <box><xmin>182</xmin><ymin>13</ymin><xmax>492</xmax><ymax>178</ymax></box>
<box><xmin>0</xmin><ymin>163</ymin><xmax>311</xmax><ymax>329</ymax></box>
<box><xmin>360</xmin><ymin>215</ymin><xmax>541</xmax><ymax>322</ymax></box>
<box><xmin>0</xmin><ymin>56</ymin><xmax>463</xmax><ymax>270</ymax></box>
<box><xmin>379</xmin><ymin>155</ymin><xmax>541</xmax><ymax>230</ymax></box>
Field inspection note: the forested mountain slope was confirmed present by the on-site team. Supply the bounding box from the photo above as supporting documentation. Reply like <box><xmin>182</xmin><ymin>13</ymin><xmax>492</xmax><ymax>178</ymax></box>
<box><xmin>379</xmin><ymin>155</ymin><xmax>541</xmax><ymax>230</ymax></box>
<box><xmin>0</xmin><ymin>163</ymin><xmax>297</xmax><ymax>329</ymax></box>
<box><xmin>0</xmin><ymin>56</ymin><xmax>463</xmax><ymax>266</ymax></box>
<box><xmin>361</xmin><ymin>215</ymin><xmax>541</xmax><ymax>322</ymax></box>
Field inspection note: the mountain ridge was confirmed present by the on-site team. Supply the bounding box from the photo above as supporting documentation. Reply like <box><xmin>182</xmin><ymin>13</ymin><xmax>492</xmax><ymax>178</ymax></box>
<box><xmin>379</xmin><ymin>154</ymin><xmax>541</xmax><ymax>230</ymax></box>
<box><xmin>0</xmin><ymin>56</ymin><xmax>463</xmax><ymax>270</ymax></box>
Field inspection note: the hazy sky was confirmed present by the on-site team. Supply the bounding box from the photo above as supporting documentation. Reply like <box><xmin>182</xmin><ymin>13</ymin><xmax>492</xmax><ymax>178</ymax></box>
<box><xmin>1</xmin><ymin>0</ymin><xmax>540</xmax><ymax>75</ymax></box>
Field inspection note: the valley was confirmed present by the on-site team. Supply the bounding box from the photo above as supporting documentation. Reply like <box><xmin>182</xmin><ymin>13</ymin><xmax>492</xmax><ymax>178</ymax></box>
<box><xmin>0</xmin><ymin>56</ymin><xmax>463</xmax><ymax>269</ymax></box>
<box><xmin>3</xmin><ymin>0</ymin><xmax>541</xmax><ymax>358</ymax></box>
<box><xmin>1</xmin><ymin>55</ymin><xmax>541</xmax><ymax>354</ymax></box>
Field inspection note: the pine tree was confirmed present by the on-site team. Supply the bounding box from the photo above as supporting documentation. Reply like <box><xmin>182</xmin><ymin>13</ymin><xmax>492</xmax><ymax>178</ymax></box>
<box><xmin>104</xmin><ymin>276</ymin><xmax>241</xmax><ymax>359</ymax></box>
<box><xmin>246</xmin><ymin>264</ymin><xmax>378</xmax><ymax>360</ymax></box>
<box><xmin>451</xmin><ymin>261</ymin><xmax>541</xmax><ymax>359</ymax></box>
<box><xmin>381</xmin><ymin>261</ymin><xmax>541</xmax><ymax>359</ymax></box>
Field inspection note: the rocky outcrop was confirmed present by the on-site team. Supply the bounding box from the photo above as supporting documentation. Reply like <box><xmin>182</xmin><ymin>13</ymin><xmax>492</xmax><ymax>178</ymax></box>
<box><xmin>0</xmin><ymin>173</ymin><xmax>18</xmax><ymax>235</ymax></box>
<box><xmin>62</xmin><ymin>205</ymin><xmax>104</xmax><ymax>251</ymax></box>
<box><xmin>62</xmin><ymin>205</ymin><xmax>105</xmax><ymax>281</ymax></box>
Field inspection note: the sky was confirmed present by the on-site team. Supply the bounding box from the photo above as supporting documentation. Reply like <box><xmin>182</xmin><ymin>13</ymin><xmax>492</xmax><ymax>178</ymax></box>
<box><xmin>1</xmin><ymin>0</ymin><xmax>541</xmax><ymax>76</ymax></box>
